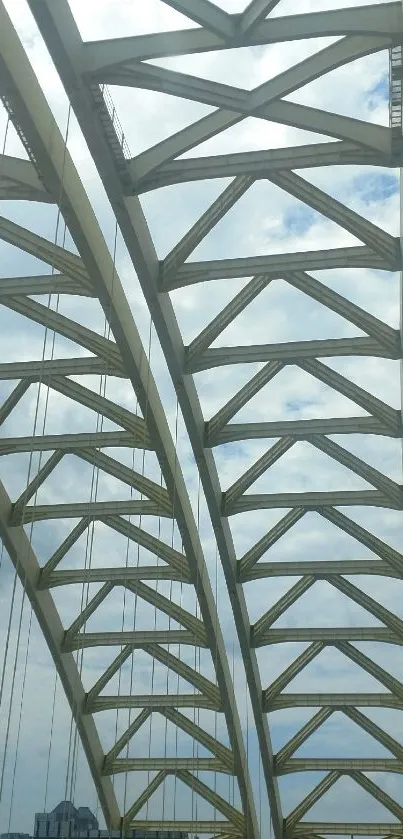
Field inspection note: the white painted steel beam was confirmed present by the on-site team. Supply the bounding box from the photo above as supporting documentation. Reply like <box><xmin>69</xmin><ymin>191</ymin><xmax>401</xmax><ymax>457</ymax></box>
<box><xmin>319</xmin><ymin>508</ymin><xmax>403</xmax><ymax>574</ymax></box>
<box><xmin>239</xmin><ymin>1</ymin><xmax>281</xmax><ymax>35</ymax></box>
<box><xmin>102</xmin><ymin>514</ymin><xmax>190</xmax><ymax>573</ymax></box>
<box><xmin>309</xmin><ymin>434</ymin><xmax>401</xmax><ymax>502</ymax></box>
<box><xmin>225</xmin><ymin>438</ymin><xmax>295</xmax><ymax>507</ymax></box>
<box><xmin>166</xmin><ymin>247</ymin><xmax>395</xmax><ymax>289</ymax></box>
<box><xmin>253</xmin><ymin>36</ymin><xmax>391</xmax><ymax>109</ymax></box>
<box><xmin>142</xmin><ymin>644</ymin><xmax>221</xmax><ymax>705</ymax></box>
<box><xmin>349</xmin><ymin>772</ymin><xmax>403</xmax><ymax>820</ymax></box>
<box><xmin>0</xmin><ymin>273</ymin><xmax>91</xmax><ymax>296</ymax></box>
<box><xmin>253</xmin><ymin>627</ymin><xmax>402</xmax><ymax>647</ymax></box>
<box><xmin>0</xmin><ymin>357</ymin><xmax>125</xmax><ymax>379</ymax></box>
<box><xmin>100</xmin><ymin>61</ymin><xmax>247</xmax><ymax>111</ymax></box>
<box><xmin>0</xmin><ymin>215</ymin><xmax>90</xmax><ymax>283</ymax></box>
<box><xmin>343</xmin><ymin>707</ymin><xmax>403</xmax><ymax>760</ymax></box>
<box><xmin>12</xmin><ymin>499</ymin><xmax>168</xmax><ymax>524</ymax></box>
<box><xmin>123</xmin><ymin>772</ymin><xmax>167</xmax><ymax>824</ymax></box>
<box><xmin>0</xmin><ymin>152</ymin><xmax>53</xmax><ymax>201</ymax></box>
<box><xmin>280</xmin><ymin>759</ymin><xmax>403</xmax><ymax>772</ymax></box>
<box><xmin>125</xmin><ymin>579</ymin><xmax>208</xmax><ymax>644</ymax></box>
<box><xmin>253</xmin><ymin>577</ymin><xmax>315</xmax><ymax>639</ymax></box>
<box><xmin>285</xmin><ymin>772</ymin><xmax>340</xmax><ymax>830</ymax></box>
<box><xmin>240</xmin><ymin>509</ymin><xmax>306</xmax><ymax>574</ymax></box>
<box><xmin>3</xmin><ymin>294</ymin><xmax>124</xmax><ymax>369</ymax></box>
<box><xmin>103</xmin><ymin>708</ymin><xmax>151</xmax><ymax>764</ymax></box>
<box><xmin>268</xmin><ymin>170</ymin><xmax>399</xmax><ymax>262</ymax></box>
<box><xmin>27</xmin><ymin>2</ymin><xmax>403</xmax><ymax>838</ymax></box>
<box><xmin>0</xmin><ymin>5</ymin><xmax>259</xmax><ymax>836</ymax></box>
<box><xmin>194</xmin><ymin>336</ymin><xmax>401</xmax><ymax>372</ymax></box>
<box><xmin>0</xmin><ymin>430</ymin><xmax>151</xmax><ymax>455</ymax></box>
<box><xmin>0</xmin><ymin>380</ymin><xmax>30</xmax><ymax>425</ymax></box>
<box><xmin>292</xmin><ymin>824</ymin><xmax>403</xmax><ymax>836</ymax></box>
<box><xmin>275</xmin><ymin>708</ymin><xmax>334</xmax><ymax>766</ymax></box>
<box><xmin>161</xmin><ymin>706</ymin><xmax>234</xmax><ymax>768</ymax></box>
<box><xmin>299</xmin><ymin>358</ymin><xmax>401</xmax><ymax>432</ymax></box>
<box><xmin>45</xmin><ymin>566</ymin><xmax>186</xmax><ymax>585</ymax></box>
<box><xmin>242</xmin><ymin>561</ymin><xmax>397</xmax><ymax>583</ymax></box>
<box><xmin>176</xmin><ymin>770</ymin><xmax>244</xmax><ymax>829</ymax></box>
<box><xmin>136</xmin><ymin>142</ymin><xmax>382</xmax><ymax>191</ymax></box>
<box><xmin>162</xmin><ymin>0</ymin><xmax>234</xmax><ymax>39</ymax></box>
<box><xmin>335</xmin><ymin>641</ymin><xmax>403</xmax><ymax>695</ymax></box>
<box><xmin>81</xmin><ymin>5</ymin><xmax>402</xmax><ymax>70</ymax></box>
<box><xmin>205</xmin><ymin>360</ymin><xmax>283</xmax><ymax>440</ymax></box>
<box><xmin>133</xmin><ymin>100</ymin><xmax>393</xmax><ymax>184</ymax></box>
<box><xmin>108</xmin><ymin>757</ymin><xmax>230</xmax><ymax>773</ymax></box>
<box><xmin>263</xmin><ymin>643</ymin><xmax>325</xmax><ymax>704</ymax></box>
<box><xmin>41</xmin><ymin>518</ymin><xmax>90</xmax><ymax>576</ymax></box>
<box><xmin>209</xmin><ymin>417</ymin><xmax>388</xmax><ymax>446</ymax></box>
<box><xmin>265</xmin><ymin>99</ymin><xmax>394</xmax><ymax>152</ymax></box>
<box><xmin>228</xmin><ymin>489</ymin><xmax>394</xmax><ymax>515</ymax></box>
<box><xmin>75</xmin><ymin>447</ymin><xmax>172</xmax><ymax>511</ymax></box>
<box><xmin>286</xmin><ymin>272</ymin><xmax>399</xmax><ymax>351</ymax></box>
<box><xmin>187</xmin><ymin>276</ymin><xmax>274</xmax><ymax>364</ymax></box>
<box><xmin>0</xmin><ymin>481</ymin><xmax>120</xmax><ymax>827</ymax></box>
<box><xmin>164</xmin><ymin>175</ymin><xmax>254</xmax><ymax>277</ymax></box>
<box><xmin>65</xmin><ymin>631</ymin><xmax>208</xmax><ymax>653</ymax></box>
<box><xmin>329</xmin><ymin>575</ymin><xmax>403</xmax><ymax>635</ymax></box>
<box><xmin>12</xmin><ymin>451</ymin><xmax>64</xmax><ymax>519</ymax></box>
<box><xmin>94</xmin><ymin>36</ymin><xmax>390</xmax><ymax>112</ymax></box>
<box><xmin>88</xmin><ymin>694</ymin><xmax>220</xmax><ymax>711</ymax></box>
<box><xmin>27</xmin><ymin>3</ymin><xmax>282</xmax><ymax>832</ymax></box>
<box><xmin>46</xmin><ymin>376</ymin><xmax>148</xmax><ymax>437</ymax></box>
<box><xmin>265</xmin><ymin>694</ymin><xmax>403</xmax><ymax>711</ymax></box>
<box><xmin>130</xmin><ymin>822</ymin><xmax>240</xmax><ymax>835</ymax></box>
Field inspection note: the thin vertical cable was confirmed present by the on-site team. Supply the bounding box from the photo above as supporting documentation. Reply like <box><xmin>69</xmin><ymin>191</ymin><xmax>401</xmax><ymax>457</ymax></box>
<box><xmin>161</xmin><ymin>395</ymin><xmax>180</xmax><ymax>827</ymax></box>
<box><xmin>122</xmin><ymin>310</ymin><xmax>154</xmax><ymax>824</ymax></box>
<box><xmin>66</xmin><ymin>213</ymin><xmax>120</xmax><ymax>814</ymax></box>
<box><xmin>0</xmin><ymin>100</ymin><xmax>72</xmax><ymax>818</ymax></box>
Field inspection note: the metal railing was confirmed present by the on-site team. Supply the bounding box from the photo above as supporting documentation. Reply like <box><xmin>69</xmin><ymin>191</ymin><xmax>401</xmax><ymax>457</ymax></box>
<box><xmin>89</xmin><ymin>83</ymin><xmax>132</xmax><ymax>187</ymax></box>
<box><xmin>0</xmin><ymin>93</ymin><xmax>39</xmax><ymax>168</ymax></box>
<box><xmin>100</xmin><ymin>83</ymin><xmax>131</xmax><ymax>160</ymax></box>
<box><xmin>390</xmin><ymin>44</ymin><xmax>403</xmax><ymax>154</ymax></box>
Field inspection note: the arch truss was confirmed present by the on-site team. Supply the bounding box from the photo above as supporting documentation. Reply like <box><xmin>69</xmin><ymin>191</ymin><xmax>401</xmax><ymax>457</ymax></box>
<box><xmin>4</xmin><ymin>1</ymin><xmax>403</xmax><ymax>838</ymax></box>
<box><xmin>0</xmin><ymin>3</ymin><xmax>258</xmax><ymax>837</ymax></box>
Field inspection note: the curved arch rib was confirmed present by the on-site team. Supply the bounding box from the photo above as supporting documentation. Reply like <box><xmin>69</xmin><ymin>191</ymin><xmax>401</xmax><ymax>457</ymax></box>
<box><xmin>0</xmin><ymin>4</ymin><xmax>258</xmax><ymax>836</ymax></box>
<box><xmin>25</xmin><ymin>2</ymin><xmax>403</xmax><ymax>838</ymax></box>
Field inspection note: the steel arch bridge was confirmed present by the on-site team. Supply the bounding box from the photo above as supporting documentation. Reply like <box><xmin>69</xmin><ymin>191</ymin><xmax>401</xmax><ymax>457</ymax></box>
<box><xmin>0</xmin><ymin>1</ymin><xmax>402</xmax><ymax>839</ymax></box>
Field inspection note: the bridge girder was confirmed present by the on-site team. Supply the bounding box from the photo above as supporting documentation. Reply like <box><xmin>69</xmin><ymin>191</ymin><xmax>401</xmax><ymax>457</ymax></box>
<box><xmin>2</xmin><ymin>0</ymin><xmax>403</xmax><ymax>837</ymax></box>
<box><xmin>0</xmin><ymin>3</ymin><xmax>258</xmax><ymax>836</ymax></box>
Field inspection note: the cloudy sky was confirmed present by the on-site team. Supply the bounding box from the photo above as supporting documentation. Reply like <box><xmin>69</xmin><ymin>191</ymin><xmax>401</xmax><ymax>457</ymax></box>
<box><xmin>0</xmin><ymin>0</ymin><xmax>402</xmax><ymax>837</ymax></box>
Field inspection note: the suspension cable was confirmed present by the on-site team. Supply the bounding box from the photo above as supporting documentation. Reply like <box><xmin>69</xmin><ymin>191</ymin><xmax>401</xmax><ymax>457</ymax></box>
<box><xmin>122</xmin><ymin>310</ymin><xmax>154</xmax><ymax>823</ymax></box>
<box><xmin>64</xmin><ymin>211</ymin><xmax>121</xmax><ymax>817</ymax></box>
<box><xmin>0</xmin><ymin>98</ymin><xmax>72</xmax><ymax>822</ymax></box>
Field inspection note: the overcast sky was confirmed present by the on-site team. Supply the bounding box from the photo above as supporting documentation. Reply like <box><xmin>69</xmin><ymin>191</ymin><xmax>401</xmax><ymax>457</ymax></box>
<box><xmin>0</xmin><ymin>0</ymin><xmax>402</xmax><ymax>837</ymax></box>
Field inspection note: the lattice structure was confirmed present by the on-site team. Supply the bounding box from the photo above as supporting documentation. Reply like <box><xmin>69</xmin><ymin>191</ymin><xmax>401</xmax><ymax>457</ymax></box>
<box><xmin>3</xmin><ymin>1</ymin><xmax>403</xmax><ymax>838</ymax></box>
<box><xmin>0</xmin><ymin>4</ymin><xmax>258</xmax><ymax>837</ymax></box>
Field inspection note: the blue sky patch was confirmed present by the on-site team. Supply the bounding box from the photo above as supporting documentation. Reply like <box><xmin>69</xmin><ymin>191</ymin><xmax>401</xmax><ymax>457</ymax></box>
<box><xmin>352</xmin><ymin>172</ymin><xmax>399</xmax><ymax>204</ymax></box>
<box><xmin>283</xmin><ymin>205</ymin><xmax>316</xmax><ymax>236</ymax></box>
<box><xmin>367</xmin><ymin>73</ymin><xmax>388</xmax><ymax>110</ymax></box>
<box><xmin>286</xmin><ymin>397</ymin><xmax>317</xmax><ymax>415</ymax></box>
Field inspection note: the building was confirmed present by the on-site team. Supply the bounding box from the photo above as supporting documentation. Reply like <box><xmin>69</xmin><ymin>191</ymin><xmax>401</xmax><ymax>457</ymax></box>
<box><xmin>33</xmin><ymin>803</ymin><xmax>187</xmax><ymax>839</ymax></box>
<box><xmin>1</xmin><ymin>834</ymin><xmax>32</xmax><ymax>839</ymax></box>
<box><xmin>34</xmin><ymin>803</ymin><xmax>98</xmax><ymax>838</ymax></box>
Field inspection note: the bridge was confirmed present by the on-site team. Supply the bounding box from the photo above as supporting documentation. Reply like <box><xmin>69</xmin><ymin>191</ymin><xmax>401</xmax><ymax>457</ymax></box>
<box><xmin>0</xmin><ymin>1</ymin><xmax>402</xmax><ymax>838</ymax></box>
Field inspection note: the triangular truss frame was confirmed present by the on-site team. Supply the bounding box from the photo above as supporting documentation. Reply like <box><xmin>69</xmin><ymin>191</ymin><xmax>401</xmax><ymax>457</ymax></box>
<box><xmin>10</xmin><ymin>1</ymin><xmax>403</xmax><ymax>838</ymax></box>
<box><xmin>0</xmin><ymin>5</ymin><xmax>259</xmax><ymax>836</ymax></box>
